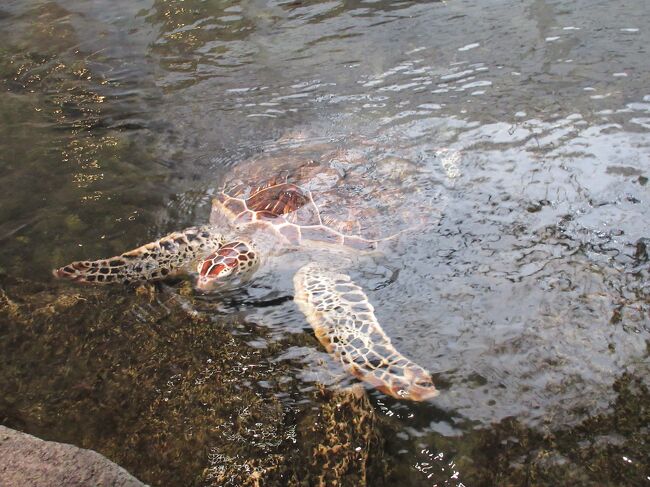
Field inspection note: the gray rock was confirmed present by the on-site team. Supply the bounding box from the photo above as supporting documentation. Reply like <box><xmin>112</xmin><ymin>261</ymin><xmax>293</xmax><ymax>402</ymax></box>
<box><xmin>0</xmin><ymin>426</ymin><xmax>146</xmax><ymax>487</ymax></box>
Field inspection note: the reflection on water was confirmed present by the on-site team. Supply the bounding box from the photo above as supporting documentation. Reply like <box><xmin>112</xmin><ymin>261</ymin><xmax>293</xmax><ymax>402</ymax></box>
<box><xmin>1</xmin><ymin>0</ymin><xmax>649</xmax><ymax>485</ymax></box>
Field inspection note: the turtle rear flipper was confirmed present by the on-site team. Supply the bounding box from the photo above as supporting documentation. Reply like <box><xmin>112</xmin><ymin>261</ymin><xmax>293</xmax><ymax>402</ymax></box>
<box><xmin>54</xmin><ymin>226</ymin><xmax>225</xmax><ymax>285</ymax></box>
<box><xmin>293</xmin><ymin>263</ymin><xmax>439</xmax><ymax>401</ymax></box>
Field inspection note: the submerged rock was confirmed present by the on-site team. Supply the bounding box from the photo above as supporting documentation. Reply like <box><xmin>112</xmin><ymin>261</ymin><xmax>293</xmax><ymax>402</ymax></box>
<box><xmin>0</xmin><ymin>425</ymin><xmax>146</xmax><ymax>487</ymax></box>
<box><xmin>3</xmin><ymin>274</ymin><xmax>647</xmax><ymax>486</ymax></box>
<box><xmin>0</xmin><ymin>276</ymin><xmax>391</xmax><ymax>486</ymax></box>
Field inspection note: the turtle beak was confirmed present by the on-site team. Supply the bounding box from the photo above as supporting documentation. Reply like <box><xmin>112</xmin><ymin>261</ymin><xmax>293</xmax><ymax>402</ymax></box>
<box><xmin>194</xmin><ymin>273</ymin><xmax>242</xmax><ymax>294</ymax></box>
<box><xmin>195</xmin><ymin>275</ymin><xmax>219</xmax><ymax>293</ymax></box>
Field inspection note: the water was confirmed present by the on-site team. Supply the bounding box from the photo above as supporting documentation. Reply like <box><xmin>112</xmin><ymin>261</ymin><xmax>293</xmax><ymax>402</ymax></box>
<box><xmin>1</xmin><ymin>0</ymin><xmax>649</xmax><ymax>485</ymax></box>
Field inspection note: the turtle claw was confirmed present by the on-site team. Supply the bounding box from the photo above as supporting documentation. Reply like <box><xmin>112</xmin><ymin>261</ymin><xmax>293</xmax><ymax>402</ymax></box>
<box><xmin>53</xmin><ymin>261</ymin><xmax>82</xmax><ymax>279</ymax></box>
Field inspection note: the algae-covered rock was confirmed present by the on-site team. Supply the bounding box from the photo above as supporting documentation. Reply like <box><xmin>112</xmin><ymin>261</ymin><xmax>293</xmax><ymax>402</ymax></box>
<box><xmin>0</xmin><ymin>276</ymin><xmax>391</xmax><ymax>487</ymax></box>
<box><xmin>200</xmin><ymin>384</ymin><xmax>387</xmax><ymax>487</ymax></box>
<box><xmin>298</xmin><ymin>385</ymin><xmax>388</xmax><ymax>487</ymax></box>
<box><xmin>3</xmin><ymin>274</ymin><xmax>647</xmax><ymax>486</ymax></box>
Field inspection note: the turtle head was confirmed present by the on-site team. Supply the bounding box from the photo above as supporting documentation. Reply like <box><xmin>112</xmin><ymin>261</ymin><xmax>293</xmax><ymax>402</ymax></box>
<box><xmin>195</xmin><ymin>241</ymin><xmax>259</xmax><ymax>292</ymax></box>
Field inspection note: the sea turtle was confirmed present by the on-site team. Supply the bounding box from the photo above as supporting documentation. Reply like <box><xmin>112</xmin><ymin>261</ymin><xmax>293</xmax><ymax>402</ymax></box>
<box><xmin>53</xmin><ymin>141</ymin><xmax>439</xmax><ymax>402</ymax></box>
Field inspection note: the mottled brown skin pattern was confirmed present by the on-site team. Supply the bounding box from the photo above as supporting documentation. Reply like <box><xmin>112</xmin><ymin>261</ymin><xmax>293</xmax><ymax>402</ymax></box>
<box><xmin>294</xmin><ymin>263</ymin><xmax>438</xmax><ymax>402</ymax></box>
<box><xmin>195</xmin><ymin>241</ymin><xmax>259</xmax><ymax>292</ymax></box>
<box><xmin>54</xmin><ymin>227</ymin><xmax>225</xmax><ymax>285</ymax></box>
<box><xmin>198</xmin><ymin>242</ymin><xmax>257</xmax><ymax>278</ymax></box>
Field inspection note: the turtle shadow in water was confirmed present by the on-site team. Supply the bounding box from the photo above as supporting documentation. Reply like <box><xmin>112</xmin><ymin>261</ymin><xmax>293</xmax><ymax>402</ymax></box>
<box><xmin>192</xmin><ymin>284</ymin><xmax>295</xmax><ymax>314</ymax></box>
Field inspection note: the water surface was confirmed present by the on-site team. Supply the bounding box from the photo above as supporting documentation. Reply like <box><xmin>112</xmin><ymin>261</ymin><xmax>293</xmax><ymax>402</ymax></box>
<box><xmin>1</xmin><ymin>0</ymin><xmax>649</xmax><ymax>485</ymax></box>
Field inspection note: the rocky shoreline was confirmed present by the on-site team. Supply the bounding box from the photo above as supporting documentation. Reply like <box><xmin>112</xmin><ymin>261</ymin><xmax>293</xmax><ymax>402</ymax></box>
<box><xmin>0</xmin><ymin>425</ymin><xmax>146</xmax><ymax>487</ymax></box>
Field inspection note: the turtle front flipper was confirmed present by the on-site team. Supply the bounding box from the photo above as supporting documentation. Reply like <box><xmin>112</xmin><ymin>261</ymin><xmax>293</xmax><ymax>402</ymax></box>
<box><xmin>54</xmin><ymin>226</ymin><xmax>224</xmax><ymax>285</ymax></box>
<box><xmin>293</xmin><ymin>263</ymin><xmax>439</xmax><ymax>401</ymax></box>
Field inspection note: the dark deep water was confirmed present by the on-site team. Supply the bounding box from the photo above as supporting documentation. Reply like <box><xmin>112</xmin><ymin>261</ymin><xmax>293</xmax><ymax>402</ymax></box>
<box><xmin>1</xmin><ymin>0</ymin><xmax>649</xmax><ymax>485</ymax></box>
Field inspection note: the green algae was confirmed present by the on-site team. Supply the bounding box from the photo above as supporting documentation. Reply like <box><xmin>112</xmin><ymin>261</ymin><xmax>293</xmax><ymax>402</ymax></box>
<box><xmin>1</xmin><ymin>275</ymin><xmax>648</xmax><ymax>486</ymax></box>
<box><xmin>0</xmin><ymin>276</ymin><xmax>391</xmax><ymax>486</ymax></box>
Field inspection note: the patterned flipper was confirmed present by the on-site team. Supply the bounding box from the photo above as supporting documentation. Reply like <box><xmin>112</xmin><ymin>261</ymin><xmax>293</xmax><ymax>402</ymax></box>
<box><xmin>293</xmin><ymin>263</ymin><xmax>439</xmax><ymax>401</ymax></box>
<box><xmin>53</xmin><ymin>226</ymin><xmax>224</xmax><ymax>285</ymax></box>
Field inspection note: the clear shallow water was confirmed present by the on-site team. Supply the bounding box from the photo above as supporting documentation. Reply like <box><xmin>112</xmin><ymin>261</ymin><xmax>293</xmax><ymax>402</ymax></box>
<box><xmin>1</xmin><ymin>0</ymin><xmax>649</xmax><ymax>485</ymax></box>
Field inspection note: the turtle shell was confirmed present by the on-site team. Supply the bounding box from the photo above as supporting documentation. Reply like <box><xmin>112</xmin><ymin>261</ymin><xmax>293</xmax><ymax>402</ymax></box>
<box><xmin>211</xmin><ymin>179</ymin><xmax>375</xmax><ymax>250</ymax></box>
<box><xmin>216</xmin><ymin>181</ymin><xmax>319</xmax><ymax>224</ymax></box>
<box><xmin>211</xmin><ymin>131</ymin><xmax>438</xmax><ymax>246</ymax></box>
<box><xmin>237</xmin><ymin>182</ymin><xmax>310</xmax><ymax>219</ymax></box>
